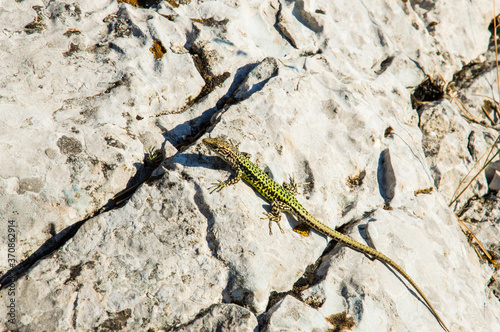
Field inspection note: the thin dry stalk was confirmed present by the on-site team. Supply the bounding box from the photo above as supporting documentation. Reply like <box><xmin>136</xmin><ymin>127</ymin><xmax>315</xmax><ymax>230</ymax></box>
<box><xmin>450</xmin><ymin>3</ymin><xmax>500</xmax><ymax>267</ymax></box>
<box><xmin>463</xmin><ymin>219</ymin><xmax>500</xmax><ymax>244</ymax></box>
<box><xmin>448</xmin><ymin>92</ymin><xmax>483</xmax><ymax>123</ymax></box>
<box><xmin>456</xmin><ymin>217</ymin><xmax>495</xmax><ymax>264</ymax></box>
<box><xmin>449</xmin><ymin>143</ymin><xmax>500</xmax><ymax>206</ymax></box>
<box><xmin>481</xmin><ymin>104</ymin><xmax>496</xmax><ymax>124</ymax></box>
<box><xmin>450</xmin><ymin>147</ymin><xmax>492</xmax><ymax>203</ymax></box>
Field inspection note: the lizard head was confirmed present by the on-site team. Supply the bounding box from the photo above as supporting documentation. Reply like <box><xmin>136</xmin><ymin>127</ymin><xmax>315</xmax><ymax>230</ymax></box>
<box><xmin>202</xmin><ymin>138</ymin><xmax>239</xmax><ymax>163</ymax></box>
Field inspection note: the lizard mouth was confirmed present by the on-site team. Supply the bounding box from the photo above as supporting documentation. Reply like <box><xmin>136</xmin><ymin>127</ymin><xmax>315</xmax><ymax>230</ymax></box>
<box><xmin>202</xmin><ymin>138</ymin><xmax>227</xmax><ymax>151</ymax></box>
<box><xmin>202</xmin><ymin>138</ymin><xmax>216</xmax><ymax>148</ymax></box>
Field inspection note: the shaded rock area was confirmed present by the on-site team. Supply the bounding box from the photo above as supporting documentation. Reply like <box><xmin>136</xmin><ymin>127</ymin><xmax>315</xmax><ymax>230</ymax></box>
<box><xmin>1</xmin><ymin>0</ymin><xmax>500</xmax><ymax>331</ymax></box>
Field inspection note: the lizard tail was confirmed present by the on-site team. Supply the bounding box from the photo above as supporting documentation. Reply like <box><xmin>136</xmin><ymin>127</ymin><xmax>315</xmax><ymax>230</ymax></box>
<box><xmin>311</xmin><ymin>220</ymin><xmax>450</xmax><ymax>332</ymax></box>
<box><xmin>351</xmin><ymin>239</ymin><xmax>451</xmax><ymax>332</ymax></box>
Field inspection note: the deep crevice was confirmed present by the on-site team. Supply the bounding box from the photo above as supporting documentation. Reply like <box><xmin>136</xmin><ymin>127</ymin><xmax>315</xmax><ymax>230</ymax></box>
<box><xmin>192</xmin><ymin>182</ymin><xmax>221</xmax><ymax>260</ymax></box>
<box><xmin>273</xmin><ymin>0</ymin><xmax>297</xmax><ymax>48</ymax></box>
<box><xmin>163</xmin><ymin>59</ymin><xmax>274</xmax><ymax>150</ymax></box>
<box><xmin>410</xmin><ymin>76</ymin><xmax>446</xmax><ymax>109</ymax></box>
<box><xmin>0</xmin><ymin>218</ymin><xmax>87</xmax><ymax>290</ymax></box>
<box><xmin>117</xmin><ymin>0</ymin><xmax>162</xmax><ymax>9</ymax></box>
<box><xmin>164</xmin><ymin>304</ymin><xmax>217</xmax><ymax>331</ymax></box>
<box><xmin>0</xmin><ymin>150</ymin><xmax>163</xmax><ymax>290</ymax></box>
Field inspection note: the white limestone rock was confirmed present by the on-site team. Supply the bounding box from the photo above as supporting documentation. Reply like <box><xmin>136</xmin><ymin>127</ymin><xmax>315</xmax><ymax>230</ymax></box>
<box><xmin>263</xmin><ymin>295</ymin><xmax>330</xmax><ymax>332</ymax></box>
<box><xmin>418</xmin><ymin>99</ymin><xmax>495</xmax><ymax>207</ymax></box>
<box><xmin>0</xmin><ymin>0</ymin><xmax>204</xmax><ymax>257</ymax></box>
<box><xmin>407</xmin><ymin>0</ymin><xmax>493</xmax><ymax>80</ymax></box>
<box><xmin>3</xmin><ymin>170</ymin><xmax>228</xmax><ymax>331</ymax></box>
<box><xmin>193</xmin><ymin>59</ymin><xmax>500</xmax><ymax>330</ymax></box>
<box><xmin>488</xmin><ymin>167</ymin><xmax>500</xmax><ymax>191</ymax></box>
<box><xmin>175</xmin><ymin>304</ymin><xmax>258</xmax><ymax>331</ymax></box>
<box><xmin>276</xmin><ymin>0</ymin><xmax>319</xmax><ymax>54</ymax></box>
<box><xmin>1</xmin><ymin>0</ymin><xmax>499</xmax><ymax>331</ymax></box>
<box><xmin>303</xmin><ymin>202</ymin><xmax>499</xmax><ymax>331</ymax></box>
<box><xmin>457</xmin><ymin>193</ymin><xmax>500</xmax><ymax>267</ymax></box>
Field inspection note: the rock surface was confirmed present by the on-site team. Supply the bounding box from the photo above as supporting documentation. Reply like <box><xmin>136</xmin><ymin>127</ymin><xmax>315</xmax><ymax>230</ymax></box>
<box><xmin>1</xmin><ymin>0</ymin><xmax>500</xmax><ymax>331</ymax></box>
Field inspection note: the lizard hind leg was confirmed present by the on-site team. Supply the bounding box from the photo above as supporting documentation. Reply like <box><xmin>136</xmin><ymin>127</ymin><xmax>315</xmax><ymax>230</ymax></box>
<box><xmin>261</xmin><ymin>211</ymin><xmax>284</xmax><ymax>235</ymax></box>
<box><xmin>261</xmin><ymin>201</ymin><xmax>295</xmax><ymax>235</ymax></box>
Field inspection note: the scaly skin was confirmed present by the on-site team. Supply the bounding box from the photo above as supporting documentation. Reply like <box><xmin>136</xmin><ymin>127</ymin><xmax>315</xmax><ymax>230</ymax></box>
<box><xmin>202</xmin><ymin>137</ymin><xmax>449</xmax><ymax>332</ymax></box>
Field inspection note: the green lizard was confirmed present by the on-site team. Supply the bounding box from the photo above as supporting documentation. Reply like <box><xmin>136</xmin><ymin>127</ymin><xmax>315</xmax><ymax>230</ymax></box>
<box><xmin>202</xmin><ymin>137</ymin><xmax>449</xmax><ymax>332</ymax></box>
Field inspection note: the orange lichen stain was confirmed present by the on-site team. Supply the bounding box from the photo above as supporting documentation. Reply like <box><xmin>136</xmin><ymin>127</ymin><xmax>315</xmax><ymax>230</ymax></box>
<box><xmin>150</xmin><ymin>40</ymin><xmax>166</xmax><ymax>59</ymax></box>
<box><xmin>384</xmin><ymin>126</ymin><xmax>394</xmax><ymax>137</ymax></box>
<box><xmin>414</xmin><ymin>187</ymin><xmax>434</xmax><ymax>196</ymax></box>
<box><xmin>117</xmin><ymin>0</ymin><xmax>140</xmax><ymax>7</ymax></box>
<box><xmin>382</xmin><ymin>203</ymin><xmax>393</xmax><ymax>210</ymax></box>
<box><xmin>325</xmin><ymin>312</ymin><xmax>355</xmax><ymax>331</ymax></box>
<box><xmin>347</xmin><ymin>170</ymin><xmax>366</xmax><ymax>189</ymax></box>
<box><xmin>166</xmin><ymin>0</ymin><xmax>180</xmax><ymax>8</ymax></box>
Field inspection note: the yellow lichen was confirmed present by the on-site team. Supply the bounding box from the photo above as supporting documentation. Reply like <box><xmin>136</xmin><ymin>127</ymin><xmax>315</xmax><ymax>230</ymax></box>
<box><xmin>150</xmin><ymin>40</ymin><xmax>166</xmax><ymax>59</ymax></box>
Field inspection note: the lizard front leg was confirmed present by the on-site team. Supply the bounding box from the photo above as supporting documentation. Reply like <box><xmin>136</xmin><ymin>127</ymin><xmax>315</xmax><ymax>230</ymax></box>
<box><xmin>209</xmin><ymin>168</ymin><xmax>243</xmax><ymax>194</ymax></box>
<box><xmin>282</xmin><ymin>174</ymin><xmax>311</xmax><ymax>236</ymax></box>
<box><xmin>283</xmin><ymin>173</ymin><xmax>310</xmax><ymax>196</ymax></box>
<box><xmin>283</xmin><ymin>173</ymin><xmax>299</xmax><ymax>196</ymax></box>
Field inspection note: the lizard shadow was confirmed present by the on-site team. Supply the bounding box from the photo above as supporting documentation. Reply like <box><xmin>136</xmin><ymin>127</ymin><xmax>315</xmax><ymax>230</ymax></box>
<box><xmin>312</xmin><ymin>230</ymin><xmax>429</xmax><ymax>317</ymax></box>
<box><xmin>355</xmin><ymin>222</ymin><xmax>429</xmax><ymax>313</ymax></box>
